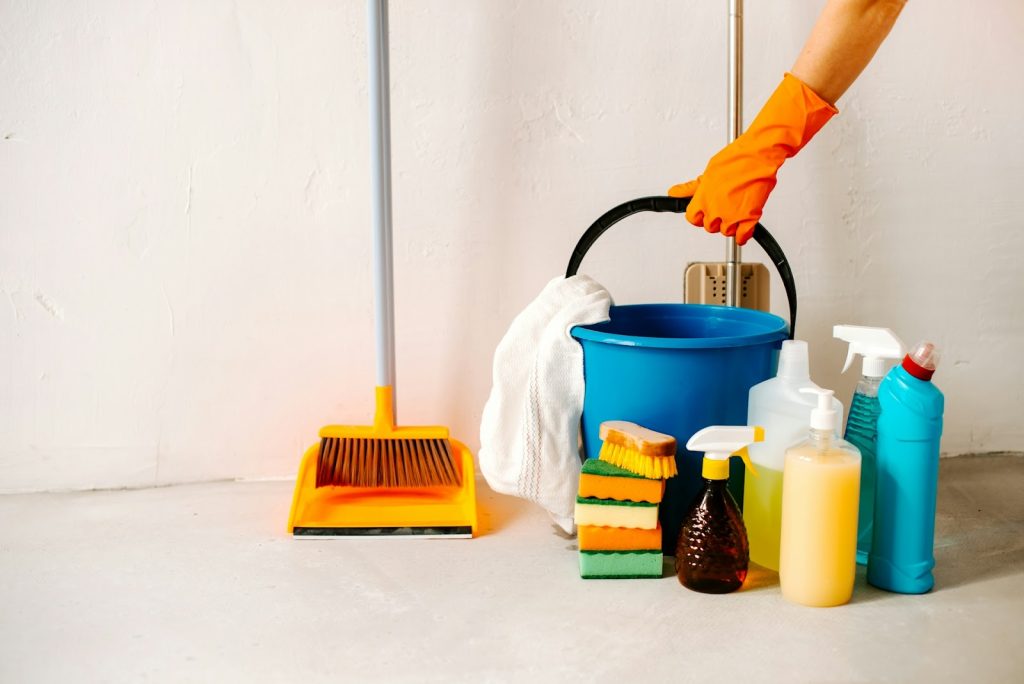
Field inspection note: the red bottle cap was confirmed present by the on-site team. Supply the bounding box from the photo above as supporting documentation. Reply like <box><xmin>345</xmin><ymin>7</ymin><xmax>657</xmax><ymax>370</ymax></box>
<box><xmin>901</xmin><ymin>341</ymin><xmax>939</xmax><ymax>381</ymax></box>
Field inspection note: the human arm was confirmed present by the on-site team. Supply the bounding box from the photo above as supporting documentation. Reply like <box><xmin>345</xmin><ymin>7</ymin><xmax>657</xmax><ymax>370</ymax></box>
<box><xmin>792</xmin><ymin>0</ymin><xmax>907</xmax><ymax>104</ymax></box>
<box><xmin>668</xmin><ymin>0</ymin><xmax>907</xmax><ymax>244</ymax></box>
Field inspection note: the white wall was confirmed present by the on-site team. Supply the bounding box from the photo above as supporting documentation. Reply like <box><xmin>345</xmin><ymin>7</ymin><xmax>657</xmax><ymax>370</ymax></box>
<box><xmin>2</xmin><ymin>0</ymin><xmax>1022</xmax><ymax>492</ymax></box>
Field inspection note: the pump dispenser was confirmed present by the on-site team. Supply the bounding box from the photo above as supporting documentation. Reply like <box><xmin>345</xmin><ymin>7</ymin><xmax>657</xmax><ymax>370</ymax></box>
<box><xmin>779</xmin><ymin>388</ymin><xmax>862</xmax><ymax>607</ymax></box>
<box><xmin>834</xmin><ymin>325</ymin><xmax>905</xmax><ymax>564</ymax></box>
<box><xmin>676</xmin><ymin>426</ymin><xmax>764</xmax><ymax>594</ymax></box>
<box><xmin>745</xmin><ymin>339</ymin><xmax>843</xmax><ymax>571</ymax></box>
<box><xmin>804</xmin><ymin>387</ymin><xmax>838</xmax><ymax>430</ymax></box>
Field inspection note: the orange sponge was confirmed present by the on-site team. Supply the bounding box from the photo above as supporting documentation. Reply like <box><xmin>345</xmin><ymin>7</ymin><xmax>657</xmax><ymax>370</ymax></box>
<box><xmin>578</xmin><ymin>458</ymin><xmax>664</xmax><ymax>503</ymax></box>
<box><xmin>578</xmin><ymin>524</ymin><xmax>662</xmax><ymax>552</ymax></box>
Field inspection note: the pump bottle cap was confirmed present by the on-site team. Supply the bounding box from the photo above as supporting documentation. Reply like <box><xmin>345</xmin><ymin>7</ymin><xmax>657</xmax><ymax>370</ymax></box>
<box><xmin>799</xmin><ymin>387</ymin><xmax>839</xmax><ymax>431</ymax></box>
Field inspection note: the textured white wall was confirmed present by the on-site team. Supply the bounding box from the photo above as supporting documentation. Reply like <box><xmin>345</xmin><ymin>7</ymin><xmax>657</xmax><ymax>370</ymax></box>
<box><xmin>2</xmin><ymin>0</ymin><xmax>1022</xmax><ymax>492</ymax></box>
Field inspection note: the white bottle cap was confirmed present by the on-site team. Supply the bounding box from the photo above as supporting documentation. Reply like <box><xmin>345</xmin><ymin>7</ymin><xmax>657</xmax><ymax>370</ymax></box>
<box><xmin>799</xmin><ymin>387</ymin><xmax>838</xmax><ymax>431</ymax></box>
<box><xmin>776</xmin><ymin>340</ymin><xmax>810</xmax><ymax>379</ymax></box>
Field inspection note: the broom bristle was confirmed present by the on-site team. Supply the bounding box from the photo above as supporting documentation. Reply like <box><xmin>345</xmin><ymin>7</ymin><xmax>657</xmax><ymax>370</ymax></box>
<box><xmin>316</xmin><ymin>437</ymin><xmax>461</xmax><ymax>488</ymax></box>
<box><xmin>598</xmin><ymin>442</ymin><xmax>678</xmax><ymax>480</ymax></box>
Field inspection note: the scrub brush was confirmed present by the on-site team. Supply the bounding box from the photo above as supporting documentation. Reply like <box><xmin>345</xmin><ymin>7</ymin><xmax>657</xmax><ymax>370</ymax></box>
<box><xmin>598</xmin><ymin>421</ymin><xmax>678</xmax><ymax>480</ymax></box>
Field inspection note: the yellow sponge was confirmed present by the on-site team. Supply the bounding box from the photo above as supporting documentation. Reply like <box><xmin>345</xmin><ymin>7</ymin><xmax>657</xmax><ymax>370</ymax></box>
<box><xmin>574</xmin><ymin>496</ymin><xmax>658</xmax><ymax>530</ymax></box>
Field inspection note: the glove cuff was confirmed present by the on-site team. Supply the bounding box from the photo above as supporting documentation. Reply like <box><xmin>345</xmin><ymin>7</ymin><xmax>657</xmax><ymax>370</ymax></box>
<box><xmin>745</xmin><ymin>72</ymin><xmax>839</xmax><ymax>161</ymax></box>
<box><xmin>783</xmin><ymin>72</ymin><xmax>839</xmax><ymax>141</ymax></box>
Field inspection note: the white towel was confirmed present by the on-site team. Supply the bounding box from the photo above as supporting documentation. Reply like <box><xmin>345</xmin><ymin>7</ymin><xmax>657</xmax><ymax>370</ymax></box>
<box><xmin>479</xmin><ymin>275</ymin><xmax>612</xmax><ymax>534</ymax></box>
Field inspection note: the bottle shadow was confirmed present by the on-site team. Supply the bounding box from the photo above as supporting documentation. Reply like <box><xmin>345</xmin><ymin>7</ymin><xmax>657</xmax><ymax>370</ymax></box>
<box><xmin>926</xmin><ymin>455</ymin><xmax>1024</xmax><ymax>591</ymax></box>
<box><xmin>853</xmin><ymin>454</ymin><xmax>1024</xmax><ymax>596</ymax></box>
<box><xmin>738</xmin><ymin>562</ymin><xmax>779</xmax><ymax>592</ymax></box>
<box><xmin>658</xmin><ymin>558</ymin><xmax>781</xmax><ymax>590</ymax></box>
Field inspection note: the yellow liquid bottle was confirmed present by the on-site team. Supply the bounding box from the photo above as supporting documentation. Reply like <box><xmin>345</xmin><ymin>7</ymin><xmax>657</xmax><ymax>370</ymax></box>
<box><xmin>744</xmin><ymin>340</ymin><xmax>844</xmax><ymax>572</ymax></box>
<box><xmin>744</xmin><ymin>465</ymin><xmax>784</xmax><ymax>570</ymax></box>
<box><xmin>779</xmin><ymin>389</ymin><xmax>862</xmax><ymax>607</ymax></box>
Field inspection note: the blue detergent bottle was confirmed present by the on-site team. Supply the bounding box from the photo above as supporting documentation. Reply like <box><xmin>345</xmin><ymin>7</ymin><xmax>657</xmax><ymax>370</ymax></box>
<box><xmin>868</xmin><ymin>341</ymin><xmax>945</xmax><ymax>594</ymax></box>
<box><xmin>833</xmin><ymin>325</ymin><xmax>905</xmax><ymax>564</ymax></box>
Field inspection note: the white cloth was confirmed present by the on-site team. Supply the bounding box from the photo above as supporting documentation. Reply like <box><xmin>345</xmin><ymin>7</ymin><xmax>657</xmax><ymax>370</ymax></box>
<box><xmin>479</xmin><ymin>275</ymin><xmax>612</xmax><ymax>534</ymax></box>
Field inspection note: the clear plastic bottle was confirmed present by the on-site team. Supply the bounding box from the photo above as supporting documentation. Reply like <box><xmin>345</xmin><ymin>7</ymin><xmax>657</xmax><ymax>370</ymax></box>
<box><xmin>833</xmin><ymin>325</ymin><xmax>904</xmax><ymax>564</ymax></box>
<box><xmin>779</xmin><ymin>389</ymin><xmax>861</xmax><ymax>607</ymax></box>
<box><xmin>745</xmin><ymin>340</ymin><xmax>843</xmax><ymax>571</ymax></box>
<box><xmin>845</xmin><ymin>377</ymin><xmax>882</xmax><ymax>564</ymax></box>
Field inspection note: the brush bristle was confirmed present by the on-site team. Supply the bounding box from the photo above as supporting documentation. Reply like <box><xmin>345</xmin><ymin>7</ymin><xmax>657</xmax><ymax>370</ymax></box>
<box><xmin>315</xmin><ymin>437</ymin><xmax>461</xmax><ymax>488</ymax></box>
<box><xmin>598</xmin><ymin>442</ymin><xmax>677</xmax><ymax>479</ymax></box>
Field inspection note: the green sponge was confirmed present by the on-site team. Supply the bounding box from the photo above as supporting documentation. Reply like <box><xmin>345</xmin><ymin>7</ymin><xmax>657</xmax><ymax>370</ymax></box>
<box><xmin>581</xmin><ymin>458</ymin><xmax>644</xmax><ymax>478</ymax></box>
<box><xmin>579</xmin><ymin>550</ymin><xmax>664</xmax><ymax>579</ymax></box>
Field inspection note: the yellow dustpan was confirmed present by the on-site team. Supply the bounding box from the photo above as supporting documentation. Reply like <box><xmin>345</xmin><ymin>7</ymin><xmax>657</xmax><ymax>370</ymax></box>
<box><xmin>288</xmin><ymin>388</ymin><xmax>477</xmax><ymax>537</ymax></box>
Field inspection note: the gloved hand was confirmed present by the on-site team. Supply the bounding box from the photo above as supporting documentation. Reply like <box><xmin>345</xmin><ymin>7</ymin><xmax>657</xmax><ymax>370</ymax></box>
<box><xmin>669</xmin><ymin>73</ymin><xmax>838</xmax><ymax>245</ymax></box>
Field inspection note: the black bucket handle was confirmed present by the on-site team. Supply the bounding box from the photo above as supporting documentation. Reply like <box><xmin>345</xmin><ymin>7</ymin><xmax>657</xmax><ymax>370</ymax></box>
<box><xmin>564</xmin><ymin>195</ymin><xmax>797</xmax><ymax>339</ymax></box>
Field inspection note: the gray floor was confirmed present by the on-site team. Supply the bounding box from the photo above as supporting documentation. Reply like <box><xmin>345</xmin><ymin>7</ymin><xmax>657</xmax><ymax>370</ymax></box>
<box><xmin>1</xmin><ymin>454</ymin><xmax>1022</xmax><ymax>683</ymax></box>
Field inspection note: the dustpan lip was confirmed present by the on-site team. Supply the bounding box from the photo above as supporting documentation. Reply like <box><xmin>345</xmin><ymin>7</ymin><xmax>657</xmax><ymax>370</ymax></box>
<box><xmin>292</xmin><ymin>525</ymin><xmax>473</xmax><ymax>538</ymax></box>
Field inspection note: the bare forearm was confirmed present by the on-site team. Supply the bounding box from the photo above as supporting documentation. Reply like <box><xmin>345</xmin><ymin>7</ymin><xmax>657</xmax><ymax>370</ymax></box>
<box><xmin>791</xmin><ymin>0</ymin><xmax>906</xmax><ymax>105</ymax></box>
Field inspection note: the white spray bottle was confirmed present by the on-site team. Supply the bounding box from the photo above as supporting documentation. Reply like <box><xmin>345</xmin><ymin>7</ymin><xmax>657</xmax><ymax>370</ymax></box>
<box><xmin>833</xmin><ymin>325</ymin><xmax>905</xmax><ymax>565</ymax></box>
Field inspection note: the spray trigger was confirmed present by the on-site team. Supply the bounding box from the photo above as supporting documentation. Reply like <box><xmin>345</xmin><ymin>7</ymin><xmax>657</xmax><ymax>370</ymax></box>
<box><xmin>687</xmin><ymin>426</ymin><xmax>765</xmax><ymax>481</ymax></box>
<box><xmin>734</xmin><ymin>446</ymin><xmax>759</xmax><ymax>478</ymax></box>
<box><xmin>842</xmin><ymin>347</ymin><xmax>858</xmax><ymax>374</ymax></box>
<box><xmin>833</xmin><ymin>325</ymin><xmax>905</xmax><ymax>378</ymax></box>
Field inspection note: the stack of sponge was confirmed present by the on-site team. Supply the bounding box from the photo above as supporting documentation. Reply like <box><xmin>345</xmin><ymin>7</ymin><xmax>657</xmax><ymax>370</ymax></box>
<box><xmin>575</xmin><ymin>456</ymin><xmax>667</xmax><ymax>579</ymax></box>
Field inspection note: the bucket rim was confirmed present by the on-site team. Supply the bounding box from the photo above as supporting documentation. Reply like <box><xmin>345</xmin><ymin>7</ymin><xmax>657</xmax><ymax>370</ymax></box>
<box><xmin>570</xmin><ymin>303</ymin><xmax>788</xmax><ymax>349</ymax></box>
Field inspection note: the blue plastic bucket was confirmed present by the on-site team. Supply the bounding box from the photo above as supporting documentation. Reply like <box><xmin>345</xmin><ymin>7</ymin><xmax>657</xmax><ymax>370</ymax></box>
<box><xmin>565</xmin><ymin>197</ymin><xmax>797</xmax><ymax>555</ymax></box>
<box><xmin>572</xmin><ymin>304</ymin><xmax>787</xmax><ymax>553</ymax></box>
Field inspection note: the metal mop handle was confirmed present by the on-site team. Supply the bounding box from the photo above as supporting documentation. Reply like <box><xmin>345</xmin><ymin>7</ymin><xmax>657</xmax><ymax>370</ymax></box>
<box><xmin>368</xmin><ymin>0</ymin><xmax>397</xmax><ymax>420</ymax></box>
<box><xmin>725</xmin><ymin>0</ymin><xmax>743</xmax><ymax>307</ymax></box>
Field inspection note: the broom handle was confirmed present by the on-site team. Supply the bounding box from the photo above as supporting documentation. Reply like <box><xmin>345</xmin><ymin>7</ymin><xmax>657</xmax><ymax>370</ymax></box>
<box><xmin>725</xmin><ymin>0</ymin><xmax>743</xmax><ymax>307</ymax></box>
<box><xmin>368</xmin><ymin>0</ymin><xmax>397</xmax><ymax>421</ymax></box>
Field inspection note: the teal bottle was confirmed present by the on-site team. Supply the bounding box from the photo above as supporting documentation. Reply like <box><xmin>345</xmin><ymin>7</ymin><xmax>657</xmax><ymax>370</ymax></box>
<box><xmin>845</xmin><ymin>380</ymin><xmax>881</xmax><ymax>564</ymax></box>
<box><xmin>868</xmin><ymin>342</ymin><xmax>944</xmax><ymax>594</ymax></box>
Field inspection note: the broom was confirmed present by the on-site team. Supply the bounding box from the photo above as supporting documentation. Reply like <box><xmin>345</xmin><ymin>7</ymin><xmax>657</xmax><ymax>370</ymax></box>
<box><xmin>288</xmin><ymin>0</ymin><xmax>475</xmax><ymax>537</ymax></box>
<box><xmin>314</xmin><ymin>0</ymin><xmax>459</xmax><ymax>490</ymax></box>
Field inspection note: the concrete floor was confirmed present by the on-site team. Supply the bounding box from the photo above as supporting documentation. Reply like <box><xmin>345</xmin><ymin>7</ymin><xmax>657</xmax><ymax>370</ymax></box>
<box><xmin>1</xmin><ymin>454</ymin><xmax>1022</xmax><ymax>683</ymax></box>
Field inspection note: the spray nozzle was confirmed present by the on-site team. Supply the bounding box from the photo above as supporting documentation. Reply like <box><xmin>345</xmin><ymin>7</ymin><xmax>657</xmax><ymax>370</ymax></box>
<box><xmin>800</xmin><ymin>387</ymin><xmax>839</xmax><ymax>432</ymax></box>
<box><xmin>686</xmin><ymin>426</ymin><xmax>765</xmax><ymax>480</ymax></box>
<box><xmin>833</xmin><ymin>325</ymin><xmax>905</xmax><ymax>378</ymax></box>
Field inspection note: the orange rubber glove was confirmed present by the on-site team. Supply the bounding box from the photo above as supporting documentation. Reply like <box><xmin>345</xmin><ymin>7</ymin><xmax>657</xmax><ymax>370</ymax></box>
<box><xmin>668</xmin><ymin>73</ymin><xmax>838</xmax><ymax>245</ymax></box>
